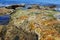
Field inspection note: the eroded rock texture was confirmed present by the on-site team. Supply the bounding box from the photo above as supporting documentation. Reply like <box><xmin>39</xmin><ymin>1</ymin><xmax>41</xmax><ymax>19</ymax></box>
<box><xmin>0</xmin><ymin>5</ymin><xmax>60</xmax><ymax>40</ymax></box>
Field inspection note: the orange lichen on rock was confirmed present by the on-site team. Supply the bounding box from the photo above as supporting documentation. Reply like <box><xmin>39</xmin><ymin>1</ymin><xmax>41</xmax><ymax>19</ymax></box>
<box><xmin>45</xmin><ymin>35</ymin><xmax>55</xmax><ymax>40</ymax></box>
<box><xmin>40</xmin><ymin>35</ymin><xmax>54</xmax><ymax>40</ymax></box>
<box><xmin>19</xmin><ymin>16</ymin><xmax>28</xmax><ymax>20</ymax></box>
<box><xmin>29</xmin><ymin>21</ymin><xmax>35</xmax><ymax>30</ymax></box>
<box><xmin>42</xmin><ymin>19</ymin><xmax>59</xmax><ymax>26</ymax></box>
<box><xmin>42</xmin><ymin>29</ymin><xmax>57</xmax><ymax>35</ymax></box>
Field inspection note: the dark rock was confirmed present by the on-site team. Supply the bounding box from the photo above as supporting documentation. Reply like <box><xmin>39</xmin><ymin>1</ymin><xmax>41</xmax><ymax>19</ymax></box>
<box><xmin>13</xmin><ymin>36</ymin><xmax>19</xmax><ymax>40</ymax></box>
<box><xmin>49</xmin><ymin>5</ymin><xmax>56</xmax><ymax>8</ymax></box>
<box><xmin>27</xmin><ymin>7</ymin><xmax>32</xmax><ymax>9</ymax></box>
<box><xmin>27</xmin><ymin>4</ymin><xmax>40</xmax><ymax>9</ymax></box>
<box><xmin>5</xmin><ymin>4</ymin><xmax>25</xmax><ymax>9</ymax></box>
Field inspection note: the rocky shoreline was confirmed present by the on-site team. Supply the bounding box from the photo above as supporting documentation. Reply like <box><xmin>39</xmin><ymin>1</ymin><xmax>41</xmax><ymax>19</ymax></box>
<box><xmin>0</xmin><ymin>4</ymin><xmax>60</xmax><ymax>40</ymax></box>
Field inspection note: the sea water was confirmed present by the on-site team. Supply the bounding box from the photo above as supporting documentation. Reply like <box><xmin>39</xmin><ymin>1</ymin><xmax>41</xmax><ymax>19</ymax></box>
<box><xmin>0</xmin><ymin>0</ymin><xmax>60</xmax><ymax>7</ymax></box>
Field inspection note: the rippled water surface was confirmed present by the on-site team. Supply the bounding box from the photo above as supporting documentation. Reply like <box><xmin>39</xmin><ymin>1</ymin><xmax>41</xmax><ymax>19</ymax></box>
<box><xmin>0</xmin><ymin>0</ymin><xmax>60</xmax><ymax>6</ymax></box>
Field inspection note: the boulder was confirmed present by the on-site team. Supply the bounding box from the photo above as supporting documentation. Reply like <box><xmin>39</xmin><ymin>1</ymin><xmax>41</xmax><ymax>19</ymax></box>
<box><xmin>5</xmin><ymin>4</ymin><xmax>25</xmax><ymax>9</ymax></box>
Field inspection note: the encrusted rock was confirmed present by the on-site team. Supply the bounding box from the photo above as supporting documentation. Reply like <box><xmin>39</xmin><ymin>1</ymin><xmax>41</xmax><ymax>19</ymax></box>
<box><xmin>0</xmin><ymin>8</ymin><xmax>14</xmax><ymax>15</ymax></box>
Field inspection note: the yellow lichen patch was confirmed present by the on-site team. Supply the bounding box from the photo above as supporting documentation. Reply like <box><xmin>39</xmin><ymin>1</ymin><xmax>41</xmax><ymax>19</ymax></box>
<box><xmin>42</xmin><ymin>21</ymin><xmax>49</xmax><ymax>26</ymax></box>
<box><xmin>35</xmin><ymin>28</ymin><xmax>41</xmax><ymax>35</ymax></box>
<box><xmin>42</xmin><ymin>19</ymin><xmax>59</xmax><ymax>26</ymax></box>
<box><xmin>41</xmin><ymin>35</ymin><xmax>60</xmax><ymax>40</ymax></box>
<box><xmin>55</xmin><ymin>37</ymin><xmax>60</xmax><ymax>40</ymax></box>
<box><xmin>13</xmin><ymin>17</ymin><xmax>25</xmax><ymax>26</ymax></box>
<box><xmin>45</xmin><ymin>35</ymin><xmax>55</xmax><ymax>40</ymax></box>
<box><xmin>40</xmin><ymin>35</ymin><xmax>54</xmax><ymax>40</ymax></box>
<box><xmin>28</xmin><ymin>9</ymin><xmax>40</xmax><ymax>13</ymax></box>
<box><xmin>19</xmin><ymin>15</ymin><xmax>28</xmax><ymax>20</ymax></box>
<box><xmin>29</xmin><ymin>21</ymin><xmax>35</xmax><ymax>30</ymax></box>
<box><xmin>43</xmin><ymin>29</ymin><xmax>56</xmax><ymax>35</ymax></box>
<box><xmin>0</xmin><ymin>25</ymin><xmax>4</xmax><ymax>32</ymax></box>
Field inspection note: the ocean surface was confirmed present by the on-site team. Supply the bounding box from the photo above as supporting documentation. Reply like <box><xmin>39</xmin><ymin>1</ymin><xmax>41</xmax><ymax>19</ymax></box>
<box><xmin>0</xmin><ymin>0</ymin><xmax>60</xmax><ymax>7</ymax></box>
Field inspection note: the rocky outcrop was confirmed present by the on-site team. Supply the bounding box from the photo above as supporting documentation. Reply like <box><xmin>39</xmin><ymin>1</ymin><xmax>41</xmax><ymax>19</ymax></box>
<box><xmin>0</xmin><ymin>5</ymin><xmax>60</xmax><ymax>40</ymax></box>
<box><xmin>0</xmin><ymin>8</ymin><xmax>14</xmax><ymax>15</ymax></box>
<box><xmin>27</xmin><ymin>4</ymin><xmax>40</xmax><ymax>9</ymax></box>
<box><xmin>0</xmin><ymin>25</ymin><xmax>38</xmax><ymax>40</ymax></box>
<box><xmin>5</xmin><ymin>4</ymin><xmax>25</xmax><ymax>9</ymax></box>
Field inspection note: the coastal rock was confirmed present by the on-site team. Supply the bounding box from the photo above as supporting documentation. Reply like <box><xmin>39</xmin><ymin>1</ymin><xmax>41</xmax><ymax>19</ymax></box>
<box><xmin>5</xmin><ymin>4</ymin><xmax>25</xmax><ymax>9</ymax></box>
<box><xmin>0</xmin><ymin>8</ymin><xmax>14</xmax><ymax>15</ymax></box>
